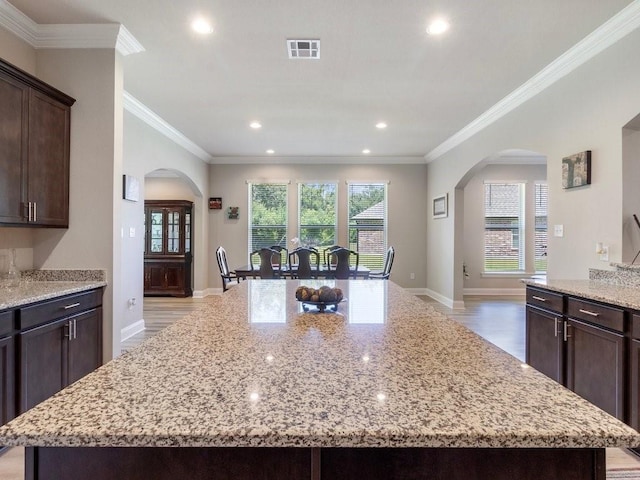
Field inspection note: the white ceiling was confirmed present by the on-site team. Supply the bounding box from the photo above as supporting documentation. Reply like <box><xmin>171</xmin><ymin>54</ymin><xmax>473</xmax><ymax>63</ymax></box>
<box><xmin>5</xmin><ymin>0</ymin><xmax>636</xmax><ymax>161</ymax></box>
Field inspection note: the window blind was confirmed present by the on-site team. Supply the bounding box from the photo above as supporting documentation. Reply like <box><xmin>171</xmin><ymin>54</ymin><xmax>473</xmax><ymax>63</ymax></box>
<box><xmin>298</xmin><ymin>182</ymin><xmax>337</xmax><ymax>249</ymax></box>
<box><xmin>347</xmin><ymin>183</ymin><xmax>387</xmax><ymax>270</ymax></box>
<box><xmin>535</xmin><ymin>183</ymin><xmax>548</xmax><ymax>273</ymax></box>
<box><xmin>248</xmin><ymin>183</ymin><xmax>288</xmax><ymax>257</ymax></box>
<box><xmin>484</xmin><ymin>183</ymin><xmax>525</xmax><ymax>272</ymax></box>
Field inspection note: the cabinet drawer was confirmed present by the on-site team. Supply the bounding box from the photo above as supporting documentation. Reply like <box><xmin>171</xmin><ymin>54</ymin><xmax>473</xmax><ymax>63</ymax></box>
<box><xmin>526</xmin><ymin>287</ymin><xmax>563</xmax><ymax>314</ymax></box>
<box><xmin>0</xmin><ymin>310</ymin><xmax>14</xmax><ymax>336</ymax></box>
<box><xmin>19</xmin><ymin>289</ymin><xmax>102</xmax><ymax>330</ymax></box>
<box><xmin>566</xmin><ymin>297</ymin><xmax>625</xmax><ymax>333</ymax></box>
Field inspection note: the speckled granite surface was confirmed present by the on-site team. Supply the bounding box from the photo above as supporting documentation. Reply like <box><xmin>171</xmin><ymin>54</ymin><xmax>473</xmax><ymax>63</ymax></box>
<box><xmin>523</xmin><ymin>278</ymin><xmax>640</xmax><ymax>310</ymax></box>
<box><xmin>0</xmin><ymin>269</ymin><xmax>107</xmax><ymax>310</ymax></box>
<box><xmin>1</xmin><ymin>279</ymin><xmax>638</xmax><ymax>449</ymax></box>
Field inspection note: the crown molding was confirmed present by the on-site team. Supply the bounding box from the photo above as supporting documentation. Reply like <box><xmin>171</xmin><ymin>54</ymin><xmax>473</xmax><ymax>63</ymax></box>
<box><xmin>0</xmin><ymin>0</ymin><xmax>144</xmax><ymax>56</ymax></box>
<box><xmin>425</xmin><ymin>0</ymin><xmax>640</xmax><ymax>163</ymax></box>
<box><xmin>123</xmin><ymin>91</ymin><xmax>214</xmax><ymax>163</ymax></box>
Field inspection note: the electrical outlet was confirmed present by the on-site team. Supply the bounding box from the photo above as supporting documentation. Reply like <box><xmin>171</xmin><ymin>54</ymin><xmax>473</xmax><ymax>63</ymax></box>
<box><xmin>129</xmin><ymin>227</ymin><xmax>136</xmax><ymax>237</ymax></box>
<box><xmin>410</xmin><ymin>273</ymin><xmax>415</xmax><ymax>280</ymax></box>
<box><xmin>553</xmin><ymin>225</ymin><xmax>564</xmax><ymax>237</ymax></box>
<box><xmin>128</xmin><ymin>298</ymin><xmax>137</xmax><ymax>309</ymax></box>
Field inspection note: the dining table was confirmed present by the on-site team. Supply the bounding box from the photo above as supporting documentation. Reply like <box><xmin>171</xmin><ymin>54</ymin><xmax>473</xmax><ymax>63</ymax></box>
<box><xmin>234</xmin><ymin>264</ymin><xmax>371</xmax><ymax>279</ymax></box>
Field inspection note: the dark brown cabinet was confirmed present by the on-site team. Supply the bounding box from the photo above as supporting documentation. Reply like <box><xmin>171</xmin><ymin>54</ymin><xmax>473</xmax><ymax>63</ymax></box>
<box><xmin>526</xmin><ymin>285</ymin><xmax>628</xmax><ymax>425</ymax></box>
<box><xmin>565</xmin><ymin>318</ymin><xmax>625</xmax><ymax>420</ymax></box>
<box><xmin>0</xmin><ymin>57</ymin><xmax>74</xmax><ymax>227</ymax></box>
<box><xmin>144</xmin><ymin>200</ymin><xmax>193</xmax><ymax>297</ymax></box>
<box><xmin>17</xmin><ymin>290</ymin><xmax>103</xmax><ymax>413</ymax></box>
<box><xmin>0</xmin><ymin>310</ymin><xmax>15</xmax><ymax>427</ymax></box>
<box><xmin>630</xmin><ymin>315</ymin><xmax>640</xmax><ymax>431</ymax></box>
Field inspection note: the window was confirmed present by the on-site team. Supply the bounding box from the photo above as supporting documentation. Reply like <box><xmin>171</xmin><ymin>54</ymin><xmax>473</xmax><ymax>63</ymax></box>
<box><xmin>348</xmin><ymin>183</ymin><xmax>387</xmax><ymax>270</ymax></box>
<box><xmin>535</xmin><ymin>183</ymin><xmax>548</xmax><ymax>273</ymax></box>
<box><xmin>298</xmin><ymin>182</ymin><xmax>337</xmax><ymax>249</ymax></box>
<box><xmin>484</xmin><ymin>183</ymin><xmax>524</xmax><ymax>272</ymax></box>
<box><xmin>248</xmin><ymin>183</ymin><xmax>288</xmax><ymax>256</ymax></box>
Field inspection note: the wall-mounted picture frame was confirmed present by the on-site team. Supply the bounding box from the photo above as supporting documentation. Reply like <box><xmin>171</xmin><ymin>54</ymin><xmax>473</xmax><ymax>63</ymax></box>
<box><xmin>433</xmin><ymin>193</ymin><xmax>448</xmax><ymax>219</ymax></box>
<box><xmin>122</xmin><ymin>174</ymin><xmax>140</xmax><ymax>202</ymax></box>
<box><xmin>209</xmin><ymin>197</ymin><xmax>222</xmax><ymax>209</ymax></box>
<box><xmin>227</xmin><ymin>206</ymin><xmax>239</xmax><ymax>219</ymax></box>
<box><xmin>562</xmin><ymin>150</ymin><xmax>591</xmax><ymax>189</ymax></box>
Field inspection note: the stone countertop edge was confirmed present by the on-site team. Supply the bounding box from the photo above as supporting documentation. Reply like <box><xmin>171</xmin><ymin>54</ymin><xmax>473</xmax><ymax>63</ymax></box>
<box><xmin>1</xmin><ymin>280</ymin><xmax>639</xmax><ymax>450</ymax></box>
<box><xmin>523</xmin><ymin>278</ymin><xmax>640</xmax><ymax>310</ymax></box>
<box><xmin>0</xmin><ymin>269</ymin><xmax>107</xmax><ymax>310</ymax></box>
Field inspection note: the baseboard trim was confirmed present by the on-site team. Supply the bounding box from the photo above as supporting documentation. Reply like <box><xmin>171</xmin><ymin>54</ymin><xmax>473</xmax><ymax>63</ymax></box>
<box><xmin>121</xmin><ymin>319</ymin><xmax>145</xmax><ymax>341</ymax></box>
<box><xmin>193</xmin><ymin>288</ymin><xmax>223</xmax><ymax>297</ymax></box>
<box><xmin>423</xmin><ymin>288</ymin><xmax>466</xmax><ymax>310</ymax></box>
<box><xmin>463</xmin><ymin>288</ymin><xmax>526</xmax><ymax>296</ymax></box>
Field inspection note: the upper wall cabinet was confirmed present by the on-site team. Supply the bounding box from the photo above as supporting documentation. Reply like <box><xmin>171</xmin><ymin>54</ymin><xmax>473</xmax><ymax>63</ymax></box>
<box><xmin>0</xmin><ymin>57</ymin><xmax>75</xmax><ymax>227</ymax></box>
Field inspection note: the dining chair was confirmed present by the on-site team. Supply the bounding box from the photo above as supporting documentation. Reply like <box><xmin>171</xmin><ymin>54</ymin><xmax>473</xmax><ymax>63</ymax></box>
<box><xmin>250</xmin><ymin>247</ymin><xmax>282</xmax><ymax>279</ymax></box>
<box><xmin>269</xmin><ymin>245</ymin><xmax>289</xmax><ymax>270</ymax></box>
<box><xmin>216</xmin><ymin>246</ymin><xmax>240</xmax><ymax>292</ymax></box>
<box><xmin>322</xmin><ymin>245</ymin><xmax>341</xmax><ymax>268</ymax></box>
<box><xmin>289</xmin><ymin>247</ymin><xmax>320</xmax><ymax>279</ymax></box>
<box><xmin>369</xmin><ymin>246</ymin><xmax>395</xmax><ymax>280</ymax></box>
<box><xmin>326</xmin><ymin>247</ymin><xmax>359</xmax><ymax>279</ymax></box>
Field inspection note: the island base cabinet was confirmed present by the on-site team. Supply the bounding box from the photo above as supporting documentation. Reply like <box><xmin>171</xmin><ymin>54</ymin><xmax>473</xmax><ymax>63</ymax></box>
<box><xmin>565</xmin><ymin>318</ymin><xmax>625</xmax><ymax>421</ymax></box>
<box><xmin>19</xmin><ymin>308</ymin><xmax>102</xmax><ymax>413</ymax></box>
<box><xmin>0</xmin><ymin>335</ymin><xmax>15</xmax><ymax>426</ymax></box>
<box><xmin>25</xmin><ymin>447</ymin><xmax>606</xmax><ymax>480</ymax></box>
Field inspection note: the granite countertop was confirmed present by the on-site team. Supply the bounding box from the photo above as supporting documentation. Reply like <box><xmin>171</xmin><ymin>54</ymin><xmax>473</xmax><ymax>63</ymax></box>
<box><xmin>0</xmin><ymin>270</ymin><xmax>107</xmax><ymax>310</ymax></box>
<box><xmin>1</xmin><ymin>279</ymin><xmax>638</xmax><ymax>449</ymax></box>
<box><xmin>523</xmin><ymin>278</ymin><xmax>640</xmax><ymax>310</ymax></box>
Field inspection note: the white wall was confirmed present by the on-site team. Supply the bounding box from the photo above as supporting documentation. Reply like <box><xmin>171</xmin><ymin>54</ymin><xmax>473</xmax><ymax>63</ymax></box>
<box><xmin>123</xmin><ymin>111</ymin><xmax>209</xmax><ymax>314</ymax></box>
<box><xmin>32</xmin><ymin>49</ymin><xmax>120</xmax><ymax>360</ymax></box>
<box><xmin>209</xmin><ymin>162</ymin><xmax>428</xmax><ymax>292</ymax></box>
<box><xmin>622</xmin><ymin>122</ymin><xmax>640</xmax><ymax>261</ymax></box>
<box><xmin>462</xmin><ymin>164</ymin><xmax>547</xmax><ymax>293</ymax></box>
<box><xmin>426</xmin><ymin>28</ymin><xmax>640</xmax><ymax>304</ymax></box>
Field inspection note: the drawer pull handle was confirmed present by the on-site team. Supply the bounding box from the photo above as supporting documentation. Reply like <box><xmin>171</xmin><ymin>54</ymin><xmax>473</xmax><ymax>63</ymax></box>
<box><xmin>554</xmin><ymin>317</ymin><xmax>559</xmax><ymax>337</ymax></box>
<box><xmin>532</xmin><ymin>296</ymin><xmax>547</xmax><ymax>302</ymax></box>
<box><xmin>564</xmin><ymin>322</ymin><xmax>571</xmax><ymax>341</ymax></box>
<box><xmin>63</xmin><ymin>302</ymin><xmax>81</xmax><ymax>310</ymax></box>
<box><xmin>578</xmin><ymin>309</ymin><xmax>600</xmax><ymax>317</ymax></box>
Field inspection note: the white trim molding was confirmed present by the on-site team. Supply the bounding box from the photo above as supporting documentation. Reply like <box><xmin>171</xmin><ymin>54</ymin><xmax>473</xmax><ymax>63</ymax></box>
<box><xmin>0</xmin><ymin>0</ymin><xmax>144</xmax><ymax>56</ymax></box>
<box><xmin>425</xmin><ymin>0</ymin><xmax>640</xmax><ymax>163</ymax></box>
<box><xmin>124</xmin><ymin>91</ymin><xmax>214</xmax><ymax>162</ymax></box>
<box><xmin>423</xmin><ymin>288</ymin><xmax>466</xmax><ymax>310</ymax></box>
<box><xmin>463</xmin><ymin>288</ymin><xmax>526</xmax><ymax>296</ymax></box>
<box><xmin>120</xmin><ymin>319</ymin><xmax>145</xmax><ymax>341</ymax></box>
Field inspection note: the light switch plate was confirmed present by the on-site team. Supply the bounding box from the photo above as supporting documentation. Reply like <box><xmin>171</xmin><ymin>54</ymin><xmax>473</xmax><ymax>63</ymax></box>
<box><xmin>129</xmin><ymin>227</ymin><xmax>135</xmax><ymax>237</ymax></box>
<box><xmin>553</xmin><ymin>225</ymin><xmax>564</xmax><ymax>237</ymax></box>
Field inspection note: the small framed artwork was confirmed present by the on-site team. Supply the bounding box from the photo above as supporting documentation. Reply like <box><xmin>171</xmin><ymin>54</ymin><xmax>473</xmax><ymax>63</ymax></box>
<box><xmin>122</xmin><ymin>175</ymin><xmax>140</xmax><ymax>202</ymax></box>
<box><xmin>432</xmin><ymin>193</ymin><xmax>448</xmax><ymax>219</ymax></box>
<box><xmin>227</xmin><ymin>206</ymin><xmax>239</xmax><ymax>219</ymax></box>
<box><xmin>209</xmin><ymin>197</ymin><xmax>222</xmax><ymax>209</ymax></box>
<box><xmin>562</xmin><ymin>150</ymin><xmax>591</xmax><ymax>189</ymax></box>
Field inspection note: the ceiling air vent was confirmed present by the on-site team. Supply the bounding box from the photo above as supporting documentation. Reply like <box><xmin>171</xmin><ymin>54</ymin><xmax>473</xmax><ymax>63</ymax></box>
<box><xmin>287</xmin><ymin>39</ymin><xmax>320</xmax><ymax>59</ymax></box>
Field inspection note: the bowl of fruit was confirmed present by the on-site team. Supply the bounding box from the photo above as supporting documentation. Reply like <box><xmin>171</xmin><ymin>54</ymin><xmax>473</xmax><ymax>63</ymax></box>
<box><xmin>295</xmin><ymin>285</ymin><xmax>345</xmax><ymax>313</ymax></box>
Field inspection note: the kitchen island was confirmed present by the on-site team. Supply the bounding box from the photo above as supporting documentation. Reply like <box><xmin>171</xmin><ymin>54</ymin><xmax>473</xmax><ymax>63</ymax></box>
<box><xmin>0</xmin><ymin>280</ymin><xmax>638</xmax><ymax>479</ymax></box>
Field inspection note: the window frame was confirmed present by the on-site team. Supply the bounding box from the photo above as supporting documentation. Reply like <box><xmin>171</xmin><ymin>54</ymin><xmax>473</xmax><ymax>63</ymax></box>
<box><xmin>297</xmin><ymin>182</ymin><xmax>338</xmax><ymax>250</ymax></box>
<box><xmin>247</xmin><ymin>181</ymin><xmax>289</xmax><ymax>261</ymax></box>
<box><xmin>347</xmin><ymin>182</ymin><xmax>388</xmax><ymax>270</ymax></box>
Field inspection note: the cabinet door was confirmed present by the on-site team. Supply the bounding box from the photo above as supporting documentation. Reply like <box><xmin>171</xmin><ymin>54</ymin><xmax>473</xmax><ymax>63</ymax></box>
<box><xmin>0</xmin><ymin>335</ymin><xmax>15</xmax><ymax>426</ymax></box>
<box><xmin>68</xmin><ymin>309</ymin><xmax>103</xmax><ymax>385</ymax></box>
<box><xmin>27</xmin><ymin>89</ymin><xmax>70</xmax><ymax>227</ymax></box>
<box><xmin>19</xmin><ymin>318</ymin><xmax>68</xmax><ymax>413</ymax></box>
<box><xmin>631</xmin><ymin>339</ymin><xmax>640</xmax><ymax>431</ymax></box>
<box><xmin>566</xmin><ymin>318</ymin><xmax>625</xmax><ymax>420</ymax></box>
<box><xmin>526</xmin><ymin>306</ymin><xmax>564</xmax><ymax>383</ymax></box>
<box><xmin>164</xmin><ymin>265</ymin><xmax>185</xmax><ymax>291</ymax></box>
<box><xmin>0</xmin><ymin>71</ymin><xmax>29</xmax><ymax>224</ymax></box>
<box><xmin>146</xmin><ymin>263</ymin><xmax>167</xmax><ymax>291</ymax></box>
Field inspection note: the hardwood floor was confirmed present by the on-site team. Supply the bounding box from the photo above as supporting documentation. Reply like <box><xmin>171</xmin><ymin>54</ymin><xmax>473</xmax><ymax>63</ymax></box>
<box><xmin>0</xmin><ymin>293</ymin><xmax>638</xmax><ymax>477</ymax></box>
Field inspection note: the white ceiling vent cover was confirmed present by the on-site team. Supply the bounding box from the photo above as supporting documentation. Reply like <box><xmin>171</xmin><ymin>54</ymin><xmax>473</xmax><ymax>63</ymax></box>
<box><xmin>287</xmin><ymin>39</ymin><xmax>320</xmax><ymax>59</ymax></box>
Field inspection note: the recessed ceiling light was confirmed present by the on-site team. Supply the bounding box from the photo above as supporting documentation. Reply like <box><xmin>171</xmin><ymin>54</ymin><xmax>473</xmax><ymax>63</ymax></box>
<box><xmin>375</xmin><ymin>122</ymin><xmax>387</xmax><ymax>129</ymax></box>
<box><xmin>266</xmin><ymin>149</ymin><xmax>275</xmax><ymax>154</ymax></box>
<box><xmin>426</xmin><ymin>18</ymin><xmax>449</xmax><ymax>36</ymax></box>
<box><xmin>250</xmin><ymin>121</ymin><xmax>262</xmax><ymax>129</ymax></box>
<box><xmin>191</xmin><ymin>18</ymin><xmax>213</xmax><ymax>34</ymax></box>
<box><xmin>362</xmin><ymin>149</ymin><xmax>371</xmax><ymax>154</ymax></box>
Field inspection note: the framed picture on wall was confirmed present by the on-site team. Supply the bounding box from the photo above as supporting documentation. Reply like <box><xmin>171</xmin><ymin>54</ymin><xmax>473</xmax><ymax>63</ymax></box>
<box><xmin>209</xmin><ymin>197</ymin><xmax>222</xmax><ymax>209</ymax></box>
<box><xmin>122</xmin><ymin>175</ymin><xmax>140</xmax><ymax>202</ymax></box>
<box><xmin>562</xmin><ymin>150</ymin><xmax>591</xmax><ymax>189</ymax></box>
<box><xmin>433</xmin><ymin>193</ymin><xmax>448</xmax><ymax>219</ymax></box>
